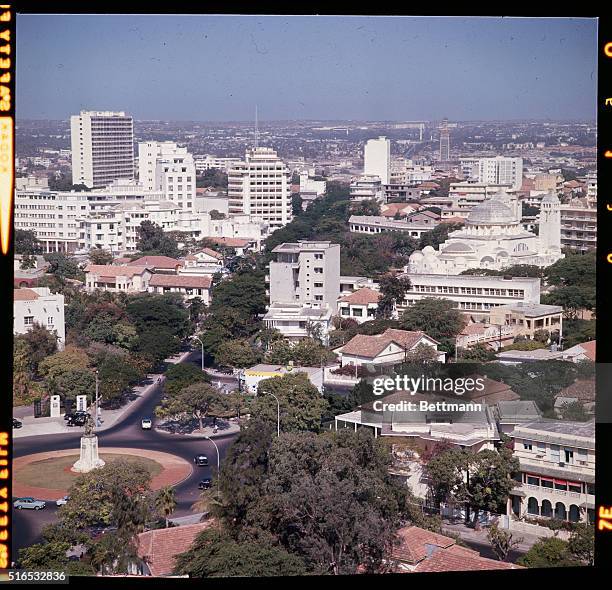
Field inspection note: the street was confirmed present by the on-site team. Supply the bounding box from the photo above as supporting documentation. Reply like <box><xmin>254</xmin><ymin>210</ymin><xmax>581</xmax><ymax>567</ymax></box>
<box><xmin>12</xmin><ymin>351</ymin><xmax>239</xmax><ymax>557</ymax></box>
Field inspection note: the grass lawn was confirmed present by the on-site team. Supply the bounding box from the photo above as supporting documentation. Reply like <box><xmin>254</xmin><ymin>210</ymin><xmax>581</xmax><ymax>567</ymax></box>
<box><xmin>15</xmin><ymin>453</ymin><xmax>164</xmax><ymax>491</ymax></box>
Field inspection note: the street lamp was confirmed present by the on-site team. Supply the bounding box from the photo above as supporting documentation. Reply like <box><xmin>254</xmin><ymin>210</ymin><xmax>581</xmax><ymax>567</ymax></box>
<box><xmin>262</xmin><ymin>390</ymin><xmax>280</xmax><ymax>437</ymax></box>
<box><xmin>193</xmin><ymin>336</ymin><xmax>204</xmax><ymax>371</ymax></box>
<box><xmin>94</xmin><ymin>369</ymin><xmax>101</xmax><ymax>428</ymax></box>
<box><xmin>204</xmin><ymin>435</ymin><xmax>220</xmax><ymax>474</ymax></box>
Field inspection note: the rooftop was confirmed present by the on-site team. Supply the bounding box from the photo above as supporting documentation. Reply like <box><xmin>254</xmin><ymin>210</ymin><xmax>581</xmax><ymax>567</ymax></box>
<box><xmin>85</xmin><ymin>264</ymin><xmax>151</xmax><ymax>278</ymax></box>
<box><xmin>338</xmin><ymin>287</ymin><xmax>381</xmax><ymax>305</ymax></box>
<box><xmin>495</xmin><ymin>302</ymin><xmax>563</xmax><ymax>316</ymax></box>
<box><xmin>336</xmin><ymin>329</ymin><xmax>435</xmax><ymax>359</ymax></box>
<box><xmin>149</xmin><ymin>274</ymin><xmax>212</xmax><ymax>289</ymax></box>
<box><xmin>127</xmin><ymin>256</ymin><xmax>183</xmax><ymax>269</ymax></box>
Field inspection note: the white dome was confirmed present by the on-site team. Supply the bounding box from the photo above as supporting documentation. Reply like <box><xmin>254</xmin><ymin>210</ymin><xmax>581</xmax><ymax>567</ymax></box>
<box><xmin>467</xmin><ymin>198</ymin><xmax>515</xmax><ymax>225</ymax></box>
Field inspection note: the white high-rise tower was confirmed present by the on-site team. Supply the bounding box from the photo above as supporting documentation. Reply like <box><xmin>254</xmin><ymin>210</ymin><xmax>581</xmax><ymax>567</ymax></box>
<box><xmin>538</xmin><ymin>190</ymin><xmax>562</xmax><ymax>254</ymax></box>
<box><xmin>70</xmin><ymin>111</ymin><xmax>134</xmax><ymax>188</ymax></box>
<box><xmin>364</xmin><ymin>136</ymin><xmax>390</xmax><ymax>184</ymax></box>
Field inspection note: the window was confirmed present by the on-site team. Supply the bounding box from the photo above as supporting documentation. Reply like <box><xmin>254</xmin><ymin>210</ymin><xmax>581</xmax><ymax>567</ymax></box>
<box><xmin>550</xmin><ymin>445</ymin><xmax>560</xmax><ymax>463</ymax></box>
<box><xmin>24</xmin><ymin>316</ymin><xmax>34</xmax><ymax>325</ymax></box>
<box><xmin>523</xmin><ymin>441</ymin><xmax>533</xmax><ymax>451</ymax></box>
<box><xmin>314</xmin><ymin>282</ymin><xmax>323</xmax><ymax>288</ymax></box>
<box><xmin>564</xmin><ymin>449</ymin><xmax>574</xmax><ymax>464</ymax></box>
<box><xmin>314</xmin><ymin>267</ymin><xmax>323</xmax><ymax>274</ymax></box>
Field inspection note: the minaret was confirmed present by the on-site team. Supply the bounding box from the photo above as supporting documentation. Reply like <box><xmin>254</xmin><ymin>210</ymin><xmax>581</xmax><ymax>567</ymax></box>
<box><xmin>538</xmin><ymin>190</ymin><xmax>561</xmax><ymax>253</ymax></box>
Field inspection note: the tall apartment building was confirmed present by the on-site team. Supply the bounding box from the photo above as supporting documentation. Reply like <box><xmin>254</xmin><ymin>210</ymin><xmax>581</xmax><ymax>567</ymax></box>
<box><xmin>264</xmin><ymin>241</ymin><xmax>340</xmax><ymax>344</ymax></box>
<box><xmin>364</xmin><ymin>136</ymin><xmax>390</xmax><ymax>184</ymax></box>
<box><xmin>349</xmin><ymin>175</ymin><xmax>384</xmax><ymax>202</ymax></box>
<box><xmin>70</xmin><ymin>111</ymin><xmax>134</xmax><ymax>188</ymax></box>
<box><xmin>508</xmin><ymin>420</ymin><xmax>595</xmax><ymax>524</ymax></box>
<box><xmin>439</xmin><ymin>118</ymin><xmax>450</xmax><ymax>161</ymax></box>
<box><xmin>138</xmin><ymin>141</ymin><xmax>196</xmax><ymax>211</ymax></box>
<box><xmin>475</xmin><ymin>157</ymin><xmax>523</xmax><ymax>190</ymax></box>
<box><xmin>560</xmin><ymin>198</ymin><xmax>597</xmax><ymax>252</ymax></box>
<box><xmin>228</xmin><ymin>147</ymin><xmax>292</xmax><ymax>231</ymax></box>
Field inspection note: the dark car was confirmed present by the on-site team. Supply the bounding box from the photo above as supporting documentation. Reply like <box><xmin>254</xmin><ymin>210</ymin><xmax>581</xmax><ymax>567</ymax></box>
<box><xmin>193</xmin><ymin>454</ymin><xmax>209</xmax><ymax>467</ymax></box>
<box><xmin>67</xmin><ymin>414</ymin><xmax>88</xmax><ymax>427</ymax></box>
<box><xmin>198</xmin><ymin>478</ymin><xmax>212</xmax><ymax>490</ymax></box>
<box><xmin>64</xmin><ymin>410</ymin><xmax>89</xmax><ymax>422</ymax></box>
<box><xmin>12</xmin><ymin>418</ymin><xmax>22</xmax><ymax>429</ymax></box>
<box><xmin>216</xmin><ymin>366</ymin><xmax>234</xmax><ymax>375</ymax></box>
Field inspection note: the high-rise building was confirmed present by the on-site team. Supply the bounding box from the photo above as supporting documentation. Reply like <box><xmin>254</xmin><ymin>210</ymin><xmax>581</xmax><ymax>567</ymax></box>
<box><xmin>475</xmin><ymin>156</ymin><xmax>523</xmax><ymax>190</ymax></box>
<box><xmin>70</xmin><ymin>111</ymin><xmax>134</xmax><ymax>188</ymax></box>
<box><xmin>364</xmin><ymin>136</ymin><xmax>390</xmax><ymax>184</ymax></box>
<box><xmin>138</xmin><ymin>141</ymin><xmax>196</xmax><ymax>211</ymax></box>
<box><xmin>439</xmin><ymin>118</ymin><xmax>450</xmax><ymax>161</ymax></box>
<box><xmin>228</xmin><ymin>147</ymin><xmax>292</xmax><ymax>230</ymax></box>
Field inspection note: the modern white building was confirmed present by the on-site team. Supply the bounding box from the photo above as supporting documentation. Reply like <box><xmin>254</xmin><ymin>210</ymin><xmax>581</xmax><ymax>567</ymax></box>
<box><xmin>227</xmin><ymin>147</ymin><xmax>292</xmax><ymax>230</ymax></box>
<box><xmin>194</xmin><ymin>155</ymin><xmax>242</xmax><ymax>173</ymax></box>
<box><xmin>70</xmin><ymin>111</ymin><xmax>135</xmax><ymax>188</ymax></box>
<box><xmin>560</xmin><ymin>198</ymin><xmax>597</xmax><ymax>252</ymax></box>
<box><xmin>299</xmin><ymin>171</ymin><xmax>326</xmax><ymax>197</ymax></box>
<box><xmin>397</xmin><ymin>272</ymin><xmax>542</xmax><ymax>322</ymax></box>
<box><xmin>138</xmin><ymin>141</ymin><xmax>196</xmax><ymax>211</ymax></box>
<box><xmin>474</xmin><ymin>157</ymin><xmax>523</xmax><ymax>190</ymax></box>
<box><xmin>508</xmin><ymin>420</ymin><xmax>595</xmax><ymax>524</ymax></box>
<box><xmin>364</xmin><ymin>136</ymin><xmax>390</xmax><ymax>184</ymax></box>
<box><xmin>14</xmin><ymin>189</ymin><xmax>90</xmax><ymax>253</ymax></box>
<box><xmin>408</xmin><ymin>189</ymin><xmax>563</xmax><ymax>275</ymax></box>
<box><xmin>348</xmin><ymin>213</ymin><xmax>440</xmax><ymax>239</ymax></box>
<box><xmin>240</xmin><ymin>364</ymin><xmax>323</xmax><ymax>395</ymax></box>
<box><xmin>264</xmin><ymin>241</ymin><xmax>340</xmax><ymax>343</ymax></box>
<box><xmin>14</xmin><ymin>287</ymin><xmax>66</xmax><ymax>350</ymax></box>
<box><xmin>349</xmin><ymin>174</ymin><xmax>384</xmax><ymax>202</ymax></box>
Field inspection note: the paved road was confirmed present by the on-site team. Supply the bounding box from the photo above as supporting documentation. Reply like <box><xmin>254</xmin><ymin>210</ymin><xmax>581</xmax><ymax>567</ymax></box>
<box><xmin>12</xmin><ymin>351</ymin><xmax>239</xmax><ymax>557</ymax></box>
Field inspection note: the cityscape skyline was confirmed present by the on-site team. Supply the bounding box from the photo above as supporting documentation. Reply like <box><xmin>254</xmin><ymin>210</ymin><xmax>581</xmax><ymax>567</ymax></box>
<box><xmin>17</xmin><ymin>15</ymin><xmax>597</xmax><ymax>121</ymax></box>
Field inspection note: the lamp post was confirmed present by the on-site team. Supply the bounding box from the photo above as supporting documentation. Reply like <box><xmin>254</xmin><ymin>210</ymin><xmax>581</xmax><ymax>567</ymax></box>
<box><xmin>204</xmin><ymin>435</ymin><xmax>220</xmax><ymax>473</ymax></box>
<box><xmin>263</xmin><ymin>391</ymin><xmax>280</xmax><ymax>437</ymax></box>
<box><xmin>94</xmin><ymin>369</ymin><xmax>101</xmax><ymax>428</ymax></box>
<box><xmin>193</xmin><ymin>336</ymin><xmax>204</xmax><ymax>371</ymax></box>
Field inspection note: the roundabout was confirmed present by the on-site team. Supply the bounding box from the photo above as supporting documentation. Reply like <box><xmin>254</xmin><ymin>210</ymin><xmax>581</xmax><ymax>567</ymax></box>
<box><xmin>13</xmin><ymin>447</ymin><xmax>193</xmax><ymax>500</ymax></box>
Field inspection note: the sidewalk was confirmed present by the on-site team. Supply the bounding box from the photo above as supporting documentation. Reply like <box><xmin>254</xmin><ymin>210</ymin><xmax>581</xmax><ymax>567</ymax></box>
<box><xmin>13</xmin><ymin>351</ymin><xmax>191</xmax><ymax>439</ymax></box>
<box><xmin>441</xmin><ymin>519</ymin><xmax>541</xmax><ymax>553</ymax></box>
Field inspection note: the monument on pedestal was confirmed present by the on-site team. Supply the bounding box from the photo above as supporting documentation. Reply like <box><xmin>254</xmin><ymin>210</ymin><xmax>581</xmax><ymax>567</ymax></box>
<box><xmin>71</xmin><ymin>415</ymin><xmax>105</xmax><ymax>473</ymax></box>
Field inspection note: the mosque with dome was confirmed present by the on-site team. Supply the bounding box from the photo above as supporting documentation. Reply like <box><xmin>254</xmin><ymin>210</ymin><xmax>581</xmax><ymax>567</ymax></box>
<box><xmin>407</xmin><ymin>188</ymin><xmax>564</xmax><ymax>275</ymax></box>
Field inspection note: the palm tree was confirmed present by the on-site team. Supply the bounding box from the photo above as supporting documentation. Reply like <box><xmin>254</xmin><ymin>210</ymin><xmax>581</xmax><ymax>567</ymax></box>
<box><xmin>155</xmin><ymin>486</ymin><xmax>177</xmax><ymax>528</ymax></box>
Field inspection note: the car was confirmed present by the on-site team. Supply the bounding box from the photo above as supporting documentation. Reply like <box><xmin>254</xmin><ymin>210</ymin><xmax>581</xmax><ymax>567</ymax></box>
<box><xmin>64</xmin><ymin>410</ymin><xmax>89</xmax><ymax>421</ymax></box>
<box><xmin>198</xmin><ymin>478</ymin><xmax>212</xmax><ymax>490</ymax></box>
<box><xmin>67</xmin><ymin>415</ymin><xmax>87</xmax><ymax>427</ymax></box>
<box><xmin>194</xmin><ymin>454</ymin><xmax>209</xmax><ymax>466</ymax></box>
<box><xmin>12</xmin><ymin>418</ymin><xmax>22</xmax><ymax>429</ymax></box>
<box><xmin>13</xmin><ymin>497</ymin><xmax>46</xmax><ymax>510</ymax></box>
<box><xmin>55</xmin><ymin>495</ymin><xmax>70</xmax><ymax>506</ymax></box>
<box><xmin>216</xmin><ymin>366</ymin><xmax>234</xmax><ymax>375</ymax></box>
<box><xmin>141</xmin><ymin>418</ymin><xmax>152</xmax><ymax>430</ymax></box>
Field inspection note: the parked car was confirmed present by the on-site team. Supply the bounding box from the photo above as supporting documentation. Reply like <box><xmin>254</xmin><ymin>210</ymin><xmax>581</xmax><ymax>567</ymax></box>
<box><xmin>141</xmin><ymin>418</ymin><xmax>152</xmax><ymax>430</ymax></box>
<box><xmin>64</xmin><ymin>411</ymin><xmax>89</xmax><ymax>422</ymax></box>
<box><xmin>216</xmin><ymin>366</ymin><xmax>234</xmax><ymax>375</ymax></box>
<box><xmin>12</xmin><ymin>418</ymin><xmax>22</xmax><ymax>429</ymax></box>
<box><xmin>13</xmin><ymin>497</ymin><xmax>46</xmax><ymax>510</ymax></box>
<box><xmin>198</xmin><ymin>478</ymin><xmax>212</xmax><ymax>490</ymax></box>
<box><xmin>193</xmin><ymin>454</ymin><xmax>209</xmax><ymax>466</ymax></box>
<box><xmin>67</xmin><ymin>414</ymin><xmax>87</xmax><ymax>427</ymax></box>
<box><xmin>55</xmin><ymin>496</ymin><xmax>70</xmax><ymax>506</ymax></box>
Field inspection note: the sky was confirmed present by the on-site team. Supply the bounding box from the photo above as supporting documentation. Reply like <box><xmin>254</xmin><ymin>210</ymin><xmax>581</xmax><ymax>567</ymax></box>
<box><xmin>16</xmin><ymin>15</ymin><xmax>598</xmax><ymax>121</ymax></box>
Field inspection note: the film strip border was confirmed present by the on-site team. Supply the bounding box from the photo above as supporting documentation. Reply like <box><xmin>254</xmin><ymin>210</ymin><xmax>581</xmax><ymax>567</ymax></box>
<box><xmin>597</xmin><ymin>16</ymin><xmax>612</xmax><ymax>565</ymax></box>
<box><xmin>0</xmin><ymin>2</ymin><xmax>14</xmax><ymax>573</ymax></box>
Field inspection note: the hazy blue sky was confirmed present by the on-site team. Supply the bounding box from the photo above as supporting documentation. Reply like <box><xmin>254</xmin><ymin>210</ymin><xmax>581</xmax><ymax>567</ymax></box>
<box><xmin>17</xmin><ymin>15</ymin><xmax>597</xmax><ymax>121</ymax></box>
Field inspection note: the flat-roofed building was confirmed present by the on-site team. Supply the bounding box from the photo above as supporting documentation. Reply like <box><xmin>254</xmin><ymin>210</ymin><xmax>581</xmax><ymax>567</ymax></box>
<box><xmin>560</xmin><ymin>198</ymin><xmax>596</xmax><ymax>252</ymax></box>
<box><xmin>397</xmin><ymin>273</ymin><xmax>541</xmax><ymax>322</ymax></box>
<box><xmin>489</xmin><ymin>302</ymin><xmax>563</xmax><ymax>340</ymax></box>
<box><xmin>508</xmin><ymin>420</ymin><xmax>595</xmax><ymax>524</ymax></box>
<box><xmin>348</xmin><ymin>214</ymin><xmax>440</xmax><ymax>239</ymax></box>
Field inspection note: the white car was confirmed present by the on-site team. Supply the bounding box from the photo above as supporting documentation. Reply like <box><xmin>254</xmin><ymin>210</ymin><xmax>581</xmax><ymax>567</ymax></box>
<box><xmin>55</xmin><ymin>495</ymin><xmax>69</xmax><ymax>506</ymax></box>
<box><xmin>141</xmin><ymin>418</ymin><xmax>152</xmax><ymax>430</ymax></box>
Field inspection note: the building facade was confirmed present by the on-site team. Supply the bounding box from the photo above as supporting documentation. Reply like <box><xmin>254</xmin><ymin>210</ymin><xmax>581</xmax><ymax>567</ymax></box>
<box><xmin>70</xmin><ymin>111</ymin><xmax>134</xmax><ymax>188</ymax></box>
<box><xmin>364</xmin><ymin>136</ymin><xmax>390</xmax><ymax>184</ymax></box>
<box><xmin>14</xmin><ymin>287</ymin><xmax>66</xmax><ymax>350</ymax></box>
<box><xmin>228</xmin><ymin>147</ymin><xmax>292</xmax><ymax>230</ymax></box>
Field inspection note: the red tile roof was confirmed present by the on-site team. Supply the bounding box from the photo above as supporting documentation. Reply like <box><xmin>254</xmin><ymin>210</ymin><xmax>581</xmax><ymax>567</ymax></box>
<box><xmin>150</xmin><ymin>274</ymin><xmax>212</xmax><ymax>289</ymax></box>
<box><xmin>85</xmin><ymin>264</ymin><xmax>151</xmax><ymax>278</ymax></box>
<box><xmin>338</xmin><ymin>287</ymin><xmax>381</xmax><ymax>305</ymax></box>
<box><xmin>337</xmin><ymin>328</ymin><xmax>436</xmax><ymax>358</ymax></box>
<box><xmin>196</xmin><ymin>248</ymin><xmax>224</xmax><ymax>260</ymax></box>
<box><xmin>576</xmin><ymin>340</ymin><xmax>595</xmax><ymax>361</ymax></box>
<box><xmin>137</xmin><ymin>522</ymin><xmax>211</xmax><ymax>577</ymax></box>
<box><xmin>203</xmin><ymin>237</ymin><xmax>251</xmax><ymax>248</ymax></box>
<box><xmin>14</xmin><ymin>288</ymin><xmax>40</xmax><ymax>301</ymax></box>
<box><xmin>391</xmin><ymin>526</ymin><xmax>522</xmax><ymax>573</ymax></box>
<box><xmin>128</xmin><ymin>256</ymin><xmax>183</xmax><ymax>269</ymax></box>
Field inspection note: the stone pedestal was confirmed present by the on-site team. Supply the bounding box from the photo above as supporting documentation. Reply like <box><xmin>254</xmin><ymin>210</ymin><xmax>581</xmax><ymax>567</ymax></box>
<box><xmin>71</xmin><ymin>434</ymin><xmax>105</xmax><ymax>473</ymax></box>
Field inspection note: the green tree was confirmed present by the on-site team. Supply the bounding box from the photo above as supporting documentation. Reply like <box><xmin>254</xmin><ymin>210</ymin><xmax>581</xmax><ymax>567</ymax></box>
<box><xmin>155</xmin><ymin>486</ymin><xmax>177</xmax><ymax>528</ymax></box>
<box><xmin>517</xmin><ymin>537</ymin><xmax>580</xmax><ymax>568</ymax></box>
<box><xmin>400</xmin><ymin>298</ymin><xmax>466</xmax><ymax>342</ymax></box>
<box><xmin>88</xmin><ymin>247</ymin><xmax>114</xmax><ymax>265</ymax></box>
<box><xmin>157</xmin><ymin>382</ymin><xmax>230</xmax><ymax>431</ymax></box>
<box><xmin>18</xmin><ymin>541</ymin><xmax>73</xmax><ymax>572</ymax></box>
<box><xmin>486</xmin><ymin>522</ymin><xmax>523</xmax><ymax>561</ymax></box>
<box><xmin>136</xmin><ymin>220</ymin><xmax>180</xmax><ymax>257</ymax></box>
<box><xmin>568</xmin><ymin>523</ymin><xmax>594</xmax><ymax>565</ymax></box>
<box><xmin>174</xmin><ymin>529</ymin><xmax>308</xmax><ymax>577</ymax></box>
<box><xmin>251</xmin><ymin>373</ymin><xmax>328</xmax><ymax>434</ymax></box>
<box><xmin>163</xmin><ymin>362</ymin><xmax>210</xmax><ymax>397</ymax></box>
<box><xmin>216</xmin><ymin>339</ymin><xmax>262</xmax><ymax>368</ymax></box>
<box><xmin>376</xmin><ymin>274</ymin><xmax>411</xmax><ymax>319</ymax></box>
<box><xmin>418</xmin><ymin>222</ymin><xmax>463</xmax><ymax>249</ymax></box>
<box><xmin>15</xmin><ymin>229</ymin><xmax>43</xmax><ymax>255</ymax></box>
<box><xmin>15</xmin><ymin>323</ymin><xmax>58</xmax><ymax>374</ymax></box>
<box><xmin>44</xmin><ymin>252</ymin><xmax>84</xmax><ymax>281</ymax></box>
